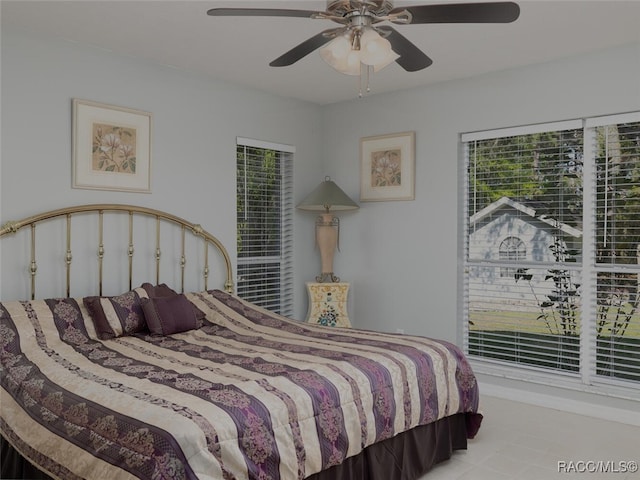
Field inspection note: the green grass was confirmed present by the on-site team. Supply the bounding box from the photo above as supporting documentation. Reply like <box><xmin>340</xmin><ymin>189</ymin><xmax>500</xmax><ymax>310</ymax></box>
<box><xmin>469</xmin><ymin>309</ymin><xmax>640</xmax><ymax>338</ymax></box>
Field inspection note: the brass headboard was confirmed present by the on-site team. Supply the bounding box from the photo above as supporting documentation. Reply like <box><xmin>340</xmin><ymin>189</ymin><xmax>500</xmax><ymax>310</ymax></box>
<box><xmin>0</xmin><ymin>204</ymin><xmax>234</xmax><ymax>300</ymax></box>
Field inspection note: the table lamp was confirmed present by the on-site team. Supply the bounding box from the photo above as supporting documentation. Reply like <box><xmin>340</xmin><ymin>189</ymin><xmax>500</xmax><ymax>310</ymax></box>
<box><xmin>297</xmin><ymin>177</ymin><xmax>359</xmax><ymax>282</ymax></box>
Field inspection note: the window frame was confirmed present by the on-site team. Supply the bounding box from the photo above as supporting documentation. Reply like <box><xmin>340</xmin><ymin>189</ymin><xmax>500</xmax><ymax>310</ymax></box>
<box><xmin>461</xmin><ymin>113</ymin><xmax>640</xmax><ymax>399</ymax></box>
<box><xmin>236</xmin><ymin>137</ymin><xmax>295</xmax><ymax>317</ymax></box>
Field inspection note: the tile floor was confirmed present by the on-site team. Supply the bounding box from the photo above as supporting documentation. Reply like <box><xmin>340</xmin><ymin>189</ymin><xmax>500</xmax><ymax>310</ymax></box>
<box><xmin>420</xmin><ymin>395</ymin><xmax>640</xmax><ymax>480</ymax></box>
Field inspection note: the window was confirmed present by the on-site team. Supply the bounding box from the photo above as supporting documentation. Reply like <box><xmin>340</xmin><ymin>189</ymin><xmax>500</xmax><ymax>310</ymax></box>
<box><xmin>236</xmin><ymin>138</ymin><xmax>294</xmax><ymax>316</ymax></box>
<box><xmin>589</xmin><ymin>113</ymin><xmax>640</xmax><ymax>384</ymax></box>
<box><xmin>463</xmin><ymin>113</ymin><xmax>640</xmax><ymax>394</ymax></box>
<box><xmin>499</xmin><ymin>236</ymin><xmax>526</xmax><ymax>277</ymax></box>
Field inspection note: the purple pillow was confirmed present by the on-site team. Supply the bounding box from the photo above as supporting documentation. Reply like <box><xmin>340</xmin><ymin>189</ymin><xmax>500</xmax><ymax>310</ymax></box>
<box><xmin>140</xmin><ymin>294</ymin><xmax>201</xmax><ymax>336</ymax></box>
<box><xmin>141</xmin><ymin>282</ymin><xmax>178</xmax><ymax>297</ymax></box>
<box><xmin>140</xmin><ymin>283</ymin><xmax>205</xmax><ymax>324</ymax></box>
<box><xmin>84</xmin><ymin>288</ymin><xmax>147</xmax><ymax>340</ymax></box>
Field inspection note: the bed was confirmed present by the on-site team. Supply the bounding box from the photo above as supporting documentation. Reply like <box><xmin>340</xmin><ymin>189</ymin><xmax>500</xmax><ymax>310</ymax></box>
<box><xmin>1</xmin><ymin>204</ymin><xmax>482</xmax><ymax>480</ymax></box>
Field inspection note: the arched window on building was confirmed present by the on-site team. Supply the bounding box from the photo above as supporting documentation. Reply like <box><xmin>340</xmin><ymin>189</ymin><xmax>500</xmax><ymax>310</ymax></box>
<box><xmin>499</xmin><ymin>236</ymin><xmax>526</xmax><ymax>277</ymax></box>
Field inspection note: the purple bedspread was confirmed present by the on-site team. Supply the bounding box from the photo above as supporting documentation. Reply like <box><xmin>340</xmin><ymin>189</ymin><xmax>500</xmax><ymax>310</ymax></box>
<box><xmin>1</xmin><ymin>290</ymin><xmax>481</xmax><ymax>479</ymax></box>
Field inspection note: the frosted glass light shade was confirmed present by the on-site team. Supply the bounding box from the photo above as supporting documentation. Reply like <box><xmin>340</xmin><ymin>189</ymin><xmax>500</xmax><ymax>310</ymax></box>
<box><xmin>320</xmin><ymin>36</ymin><xmax>361</xmax><ymax>76</ymax></box>
<box><xmin>360</xmin><ymin>29</ymin><xmax>393</xmax><ymax>65</ymax></box>
<box><xmin>320</xmin><ymin>28</ymin><xmax>398</xmax><ymax>75</ymax></box>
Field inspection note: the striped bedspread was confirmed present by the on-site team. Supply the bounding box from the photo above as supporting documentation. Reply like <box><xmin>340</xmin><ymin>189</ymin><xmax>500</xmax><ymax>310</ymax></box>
<box><xmin>1</xmin><ymin>290</ymin><xmax>480</xmax><ymax>480</ymax></box>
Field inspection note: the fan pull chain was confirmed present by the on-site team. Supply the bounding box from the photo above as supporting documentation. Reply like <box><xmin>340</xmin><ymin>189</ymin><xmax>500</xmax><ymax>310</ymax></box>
<box><xmin>357</xmin><ymin>64</ymin><xmax>373</xmax><ymax>98</ymax></box>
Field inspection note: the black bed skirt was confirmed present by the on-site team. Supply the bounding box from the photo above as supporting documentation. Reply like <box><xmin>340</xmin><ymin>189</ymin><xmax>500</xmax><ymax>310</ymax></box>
<box><xmin>307</xmin><ymin>412</ymin><xmax>480</xmax><ymax>480</ymax></box>
<box><xmin>2</xmin><ymin>413</ymin><xmax>481</xmax><ymax>480</ymax></box>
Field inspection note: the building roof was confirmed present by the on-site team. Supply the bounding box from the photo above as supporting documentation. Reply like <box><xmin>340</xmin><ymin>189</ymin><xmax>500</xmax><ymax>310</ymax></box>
<box><xmin>470</xmin><ymin>196</ymin><xmax>582</xmax><ymax>238</ymax></box>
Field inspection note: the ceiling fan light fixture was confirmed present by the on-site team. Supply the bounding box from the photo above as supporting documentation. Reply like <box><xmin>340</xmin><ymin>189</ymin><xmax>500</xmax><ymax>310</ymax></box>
<box><xmin>346</xmin><ymin>50</ymin><xmax>361</xmax><ymax>70</ymax></box>
<box><xmin>359</xmin><ymin>28</ymin><xmax>396</xmax><ymax>66</ymax></box>
<box><xmin>327</xmin><ymin>34</ymin><xmax>351</xmax><ymax>59</ymax></box>
<box><xmin>319</xmin><ymin>36</ymin><xmax>361</xmax><ymax>75</ymax></box>
<box><xmin>320</xmin><ymin>28</ymin><xmax>398</xmax><ymax>76</ymax></box>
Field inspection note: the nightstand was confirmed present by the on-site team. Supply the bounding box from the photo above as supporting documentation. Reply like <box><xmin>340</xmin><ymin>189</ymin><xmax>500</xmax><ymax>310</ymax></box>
<box><xmin>306</xmin><ymin>282</ymin><xmax>351</xmax><ymax>327</ymax></box>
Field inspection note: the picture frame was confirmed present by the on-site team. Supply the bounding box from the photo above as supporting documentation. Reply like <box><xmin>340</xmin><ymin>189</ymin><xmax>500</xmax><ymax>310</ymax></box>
<box><xmin>360</xmin><ymin>131</ymin><xmax>415</xmax><ymax>202</ymax></box>
<box><xmin>72</xmin><ymin>99</ymin><xmax>152</xmax><ymax>192</ymax></box>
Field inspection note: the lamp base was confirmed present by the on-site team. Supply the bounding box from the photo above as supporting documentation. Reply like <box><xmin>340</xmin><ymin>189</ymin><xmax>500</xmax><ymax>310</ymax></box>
<box><xmin>316</xmin><ymin>272</ymin><xmax>340</xmax><ymax>283</ymax></box>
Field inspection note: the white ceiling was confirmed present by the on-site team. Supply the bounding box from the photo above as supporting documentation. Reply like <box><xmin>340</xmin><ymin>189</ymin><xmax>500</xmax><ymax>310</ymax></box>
<box><xmin>3</xmin><ymin>0</ymin><xmax>640</xmax><ymax>105</ymax></box>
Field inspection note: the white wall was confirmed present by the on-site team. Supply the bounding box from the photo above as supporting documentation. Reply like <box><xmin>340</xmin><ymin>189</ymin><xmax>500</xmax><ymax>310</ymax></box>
<box><xmin>0</xmin><ymin>24</ymin><xmax>324</xmax><ymax>317</ymax></box>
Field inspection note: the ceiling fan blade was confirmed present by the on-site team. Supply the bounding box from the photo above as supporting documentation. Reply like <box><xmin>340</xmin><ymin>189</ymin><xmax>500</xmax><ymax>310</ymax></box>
<box><xmin>206</xmin><ymin>8</ymin><xmax>324</xmax><ymax>19</ymax></box>
<box><xmin>377</xmin><ymin>26</ymin><xmax>433</xmax><ymax>72</ymax></box>
<box><xmin>390</xmin><ymin>2</ymin><xmax>520</xmax><ymax>24</ymax></box>
<box><xmin>269</xmin><ymin>30</ymin><xmax>338</xmax><ymax>67</ymax></box>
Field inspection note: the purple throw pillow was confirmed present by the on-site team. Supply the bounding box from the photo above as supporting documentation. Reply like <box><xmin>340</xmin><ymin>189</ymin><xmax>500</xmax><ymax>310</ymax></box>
<box><xmin>83</xmin><ymin>288</ymin><xmax>147</xmax><ymax>340</ymax></box>
<box><xmin>140</xmin><ymin>282</ymin><xmax>205</xmax><ymax>324</ymax></box>
<box><xmin>140</xmin><ymin>294</ymin><xmax>201</xmax><ymax>336</ymax></box>
<box><xmin>140</xmin><ymin>282</ymin><xmax>178</xmax><ymax>297</ymax></box>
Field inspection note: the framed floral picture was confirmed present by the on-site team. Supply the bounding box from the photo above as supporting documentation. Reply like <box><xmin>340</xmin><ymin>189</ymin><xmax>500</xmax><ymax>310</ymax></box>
<box><xmin>72</xmin><ymin>99</ymin><xmax>152</xmax><ymax>192</ymax></box>
<box><xmin>360</xmin><ymin>131</ymin><xmax>415</xmax><ymax>201</ymax></box>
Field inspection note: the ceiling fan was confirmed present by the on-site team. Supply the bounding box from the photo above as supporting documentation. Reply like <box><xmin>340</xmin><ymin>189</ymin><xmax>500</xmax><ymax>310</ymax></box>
<box><xmin>206</xmin><ymin>1</ymin><xmax>520</xmax><ymax>74</ymax></box>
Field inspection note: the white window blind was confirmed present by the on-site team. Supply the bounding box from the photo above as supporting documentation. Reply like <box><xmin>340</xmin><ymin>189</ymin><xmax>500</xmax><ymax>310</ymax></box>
<box><xmin>236</xmin><ymin>138</ymin><xmax>294</xmax><ymax>316</ymax></box>
<box><xmin>464</xmin><ymin>125</ymin><xmax>584</xmax><ymax>374</ymax></box>
<box><xmin>463</xmin><ymin>113</ymin><xmax>640</xmax><ymax>393</ymax></box>
<box><xmin>587</xmin><ymin>113</ymin><xmax>640</xmax><ymax>385</ymax></box>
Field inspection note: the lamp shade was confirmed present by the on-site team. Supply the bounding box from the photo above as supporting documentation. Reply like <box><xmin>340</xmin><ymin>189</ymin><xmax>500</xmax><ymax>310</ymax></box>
<box><xmin>319</xmin><ymin>28</ymin><xmax>399</xmax><ymax>77</ymax></box>
<box><xmin>297</xmin><ymin>177</ymin><xmax>359</xmax><ymax>212</ymax></box>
